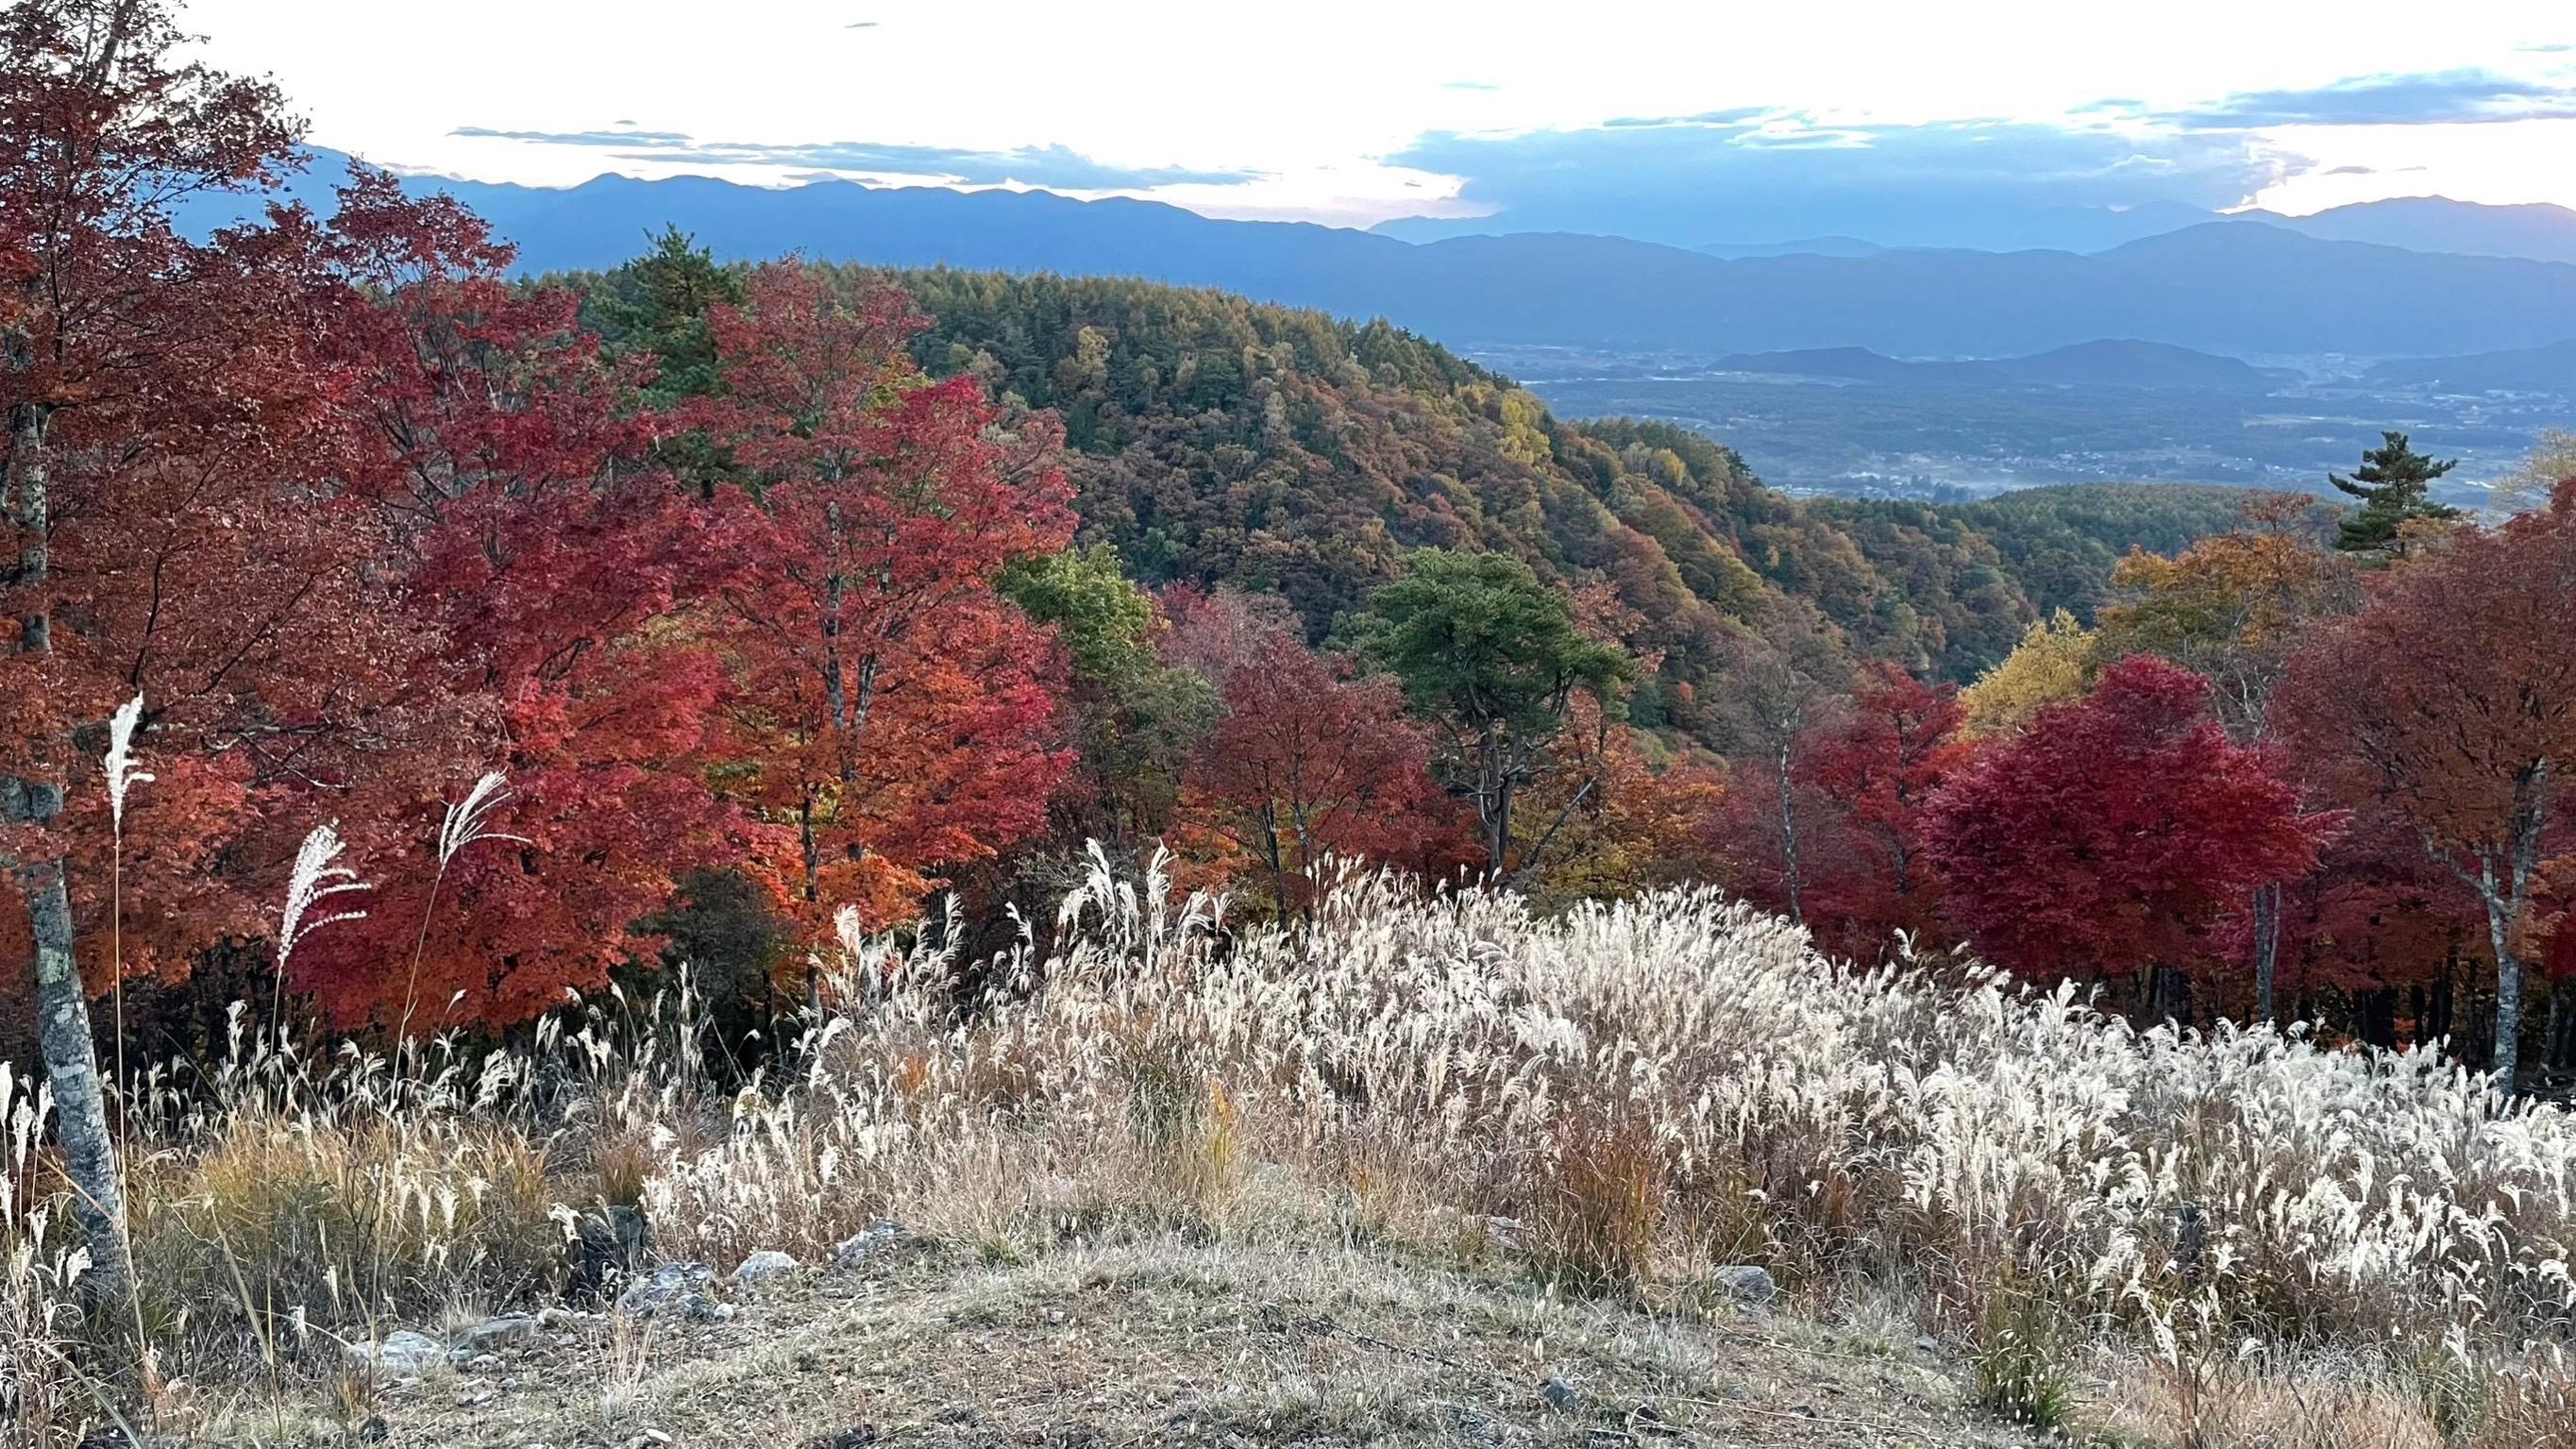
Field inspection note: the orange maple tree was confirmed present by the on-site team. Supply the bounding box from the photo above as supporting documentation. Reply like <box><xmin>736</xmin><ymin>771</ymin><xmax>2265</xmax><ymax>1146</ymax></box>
<box><xmin>696</xmin><ymin>265</ymin><xmax>1075</xmax><ymax>937</ymax></box>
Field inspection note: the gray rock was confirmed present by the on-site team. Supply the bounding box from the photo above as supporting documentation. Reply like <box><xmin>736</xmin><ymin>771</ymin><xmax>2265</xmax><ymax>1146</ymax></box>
<box><xmin>616</xmin><ymin>1260</ymin><xmax>716</xmax><ymax>1317</ymax></box>
<box><xmin>732</xmin><ymin>1249</ymin><xmax>800</xmax><ymax>1288</ymax></box>
<box><xmin>1708</xmin><ymin>1264</ymin><xmax>1777</xmax><ymax>1306</ymax></box>
<box><xmin>569</xmin><ymin>1203</ymin><xmax>651</xmax><ymax>1302</ymax></box>
<box><xmin>831</xmin><ymin>1220</ymin><xmax>904</xmax><ymax>1270</ymax></box>
<box><xmin>348</xmin><ymin>1329</ymin><xmax>445</xmax><ymax>1378</ymax></box>
<box><xmin>1440</xmin><ymin>1405</ymin><xmax>1499</xmax><ymax>1447</ymax></box>
<box><xmin>458</xmin><ymin>1314</ymin><xmax>539</xmax><ymax>1352</ymax></box>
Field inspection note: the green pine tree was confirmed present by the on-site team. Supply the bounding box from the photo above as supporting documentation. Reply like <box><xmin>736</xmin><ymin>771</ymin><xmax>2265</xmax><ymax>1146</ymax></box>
<box><xmin>591</xmin><ymin>227</ymin><xmax>746</xmax><ymax>497</ymax></box>
<box><xmin>2329</xmin><ymin>430</ymin><xmax>2460</xmax><ymax>557</ymax></box>
<box><xmin>1355</xmin><ymin>549</ymin><xmax>1630</xmax><ymax>880</ymax></box>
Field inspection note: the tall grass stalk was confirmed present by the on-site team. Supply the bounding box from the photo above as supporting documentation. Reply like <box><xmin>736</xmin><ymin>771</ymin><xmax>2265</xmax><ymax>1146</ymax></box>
<box><xmin>395</xmin><ymin>771</ymin><xmax>526</xmax><ymax>1050</ymax></box>
<box><xmin>271</xmin><ymin>825</ymin><xmax>370</xmax><ymax>1060</ymax></box>
<box><xmin>100</xmin><ymin>693</ymin><xmax>149</xmax><ymax>1171</ymax></box>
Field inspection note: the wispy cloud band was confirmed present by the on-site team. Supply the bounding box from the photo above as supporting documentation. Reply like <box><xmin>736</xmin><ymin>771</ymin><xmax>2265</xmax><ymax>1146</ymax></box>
<box><xmin>450</xmin><ymin>126</ymin><xmax>1265</xmax><ymax>190</ymax></box>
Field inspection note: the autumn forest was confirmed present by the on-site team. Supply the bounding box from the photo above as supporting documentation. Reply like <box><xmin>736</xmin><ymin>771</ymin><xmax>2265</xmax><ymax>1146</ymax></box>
<box><xmin>9</xmin><ymin>4</ymin><xmax>2576</xmax><ymax>1100</ymax></box>
<box><xmin>8</xmin><ymin>4</ymin><xmax>2576</xmax><ymax>1436</ymax></box>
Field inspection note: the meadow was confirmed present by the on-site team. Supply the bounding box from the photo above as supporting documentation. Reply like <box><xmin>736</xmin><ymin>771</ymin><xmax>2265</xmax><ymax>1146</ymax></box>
<box><xmin>7</xmin><ymin>851</ymin><xmax>2570</xmax><ymax>1447</ymax></box>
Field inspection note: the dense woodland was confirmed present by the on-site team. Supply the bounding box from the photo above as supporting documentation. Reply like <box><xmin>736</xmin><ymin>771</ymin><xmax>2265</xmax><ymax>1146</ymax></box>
<box><xmin>7</xmin><ymin>0</ymin><xmax>2576</xmax><ymax>1323</ymax></box>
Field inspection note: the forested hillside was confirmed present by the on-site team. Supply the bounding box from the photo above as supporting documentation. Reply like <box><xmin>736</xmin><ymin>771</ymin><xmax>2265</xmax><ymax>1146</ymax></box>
<box><xmin>843</xmin><ymin>266</ymin><xmax>2262</xmax><ymax>703</ymax></box>
<box><xmin>16</xmin><ymin>12</ymin><xmax>2576</xmax><ymax>1449</ymax></box>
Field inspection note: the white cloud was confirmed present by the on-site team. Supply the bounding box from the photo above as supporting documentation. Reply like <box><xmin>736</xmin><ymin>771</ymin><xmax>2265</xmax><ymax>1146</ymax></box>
<box><xmin>182</xmin><ymin>0</ymin><xmax>2576</xmax><ymax>223</ymax></box>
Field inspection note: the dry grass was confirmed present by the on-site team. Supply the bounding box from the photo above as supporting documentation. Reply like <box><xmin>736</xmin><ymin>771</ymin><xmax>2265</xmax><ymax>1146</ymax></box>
<box><xmin>5</xmin><ymin>854</ymin><xmax>2575</xmax><ymax>1447</ymax></box>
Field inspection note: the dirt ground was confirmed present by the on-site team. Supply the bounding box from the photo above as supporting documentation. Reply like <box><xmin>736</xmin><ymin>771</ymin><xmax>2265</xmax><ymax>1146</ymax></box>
<box><xmin>224</xmin><ymin>1235</ymin><xmax>2047</xmax><ymax>1449</ymax></box>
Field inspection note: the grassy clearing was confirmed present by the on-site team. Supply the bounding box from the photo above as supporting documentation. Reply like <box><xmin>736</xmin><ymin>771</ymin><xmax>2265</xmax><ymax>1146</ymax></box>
<box><xmin>5</xmin><ymin>856</ymin><xmax>2574</xmax><ymax>1446</ymax></box>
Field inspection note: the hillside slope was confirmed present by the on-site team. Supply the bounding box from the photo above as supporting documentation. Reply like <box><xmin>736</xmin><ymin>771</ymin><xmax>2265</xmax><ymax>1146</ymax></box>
<box><xmin>872</xmin><ymin>270</ymin><xmax>2264</xmax><ymax>700</ymax></box>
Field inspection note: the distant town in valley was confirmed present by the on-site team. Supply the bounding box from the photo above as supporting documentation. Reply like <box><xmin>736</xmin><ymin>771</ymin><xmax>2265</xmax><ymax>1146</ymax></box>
<box><xmin>1487</xmin><ymin>334</ymin><xmax>2574</xmax><ymax>500</ymax></box>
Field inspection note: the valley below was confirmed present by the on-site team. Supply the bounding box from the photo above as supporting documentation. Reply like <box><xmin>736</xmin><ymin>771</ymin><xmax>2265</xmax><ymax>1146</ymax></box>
<box><xmin>1493</xmin><ymin>342</ymin><xmax>2569</xmax><ymax>500</ymax></box>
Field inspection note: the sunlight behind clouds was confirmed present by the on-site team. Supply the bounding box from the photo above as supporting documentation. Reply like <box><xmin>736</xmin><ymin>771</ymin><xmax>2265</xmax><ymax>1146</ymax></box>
<box><xmin>184</xmin><ymin>0</ymin><xmax>2576</xmax><ymax>230</ymax></box>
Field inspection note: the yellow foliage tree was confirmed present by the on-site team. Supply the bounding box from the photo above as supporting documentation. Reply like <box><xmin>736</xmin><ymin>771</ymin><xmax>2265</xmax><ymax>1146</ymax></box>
<box><xmin>2492</xmin><ymin>428</ymin><xmax>2576</xmax><ymax>520</ymax></box>
<box><xmin>2096</xmin><ymin>521</ymin><xmax>2352</xmax><ymax>744</ymax></box>
<box><xmin>1959</xmin><ymin>611</ymin><xmax>2096</xmax><ymax>738</ymax></box>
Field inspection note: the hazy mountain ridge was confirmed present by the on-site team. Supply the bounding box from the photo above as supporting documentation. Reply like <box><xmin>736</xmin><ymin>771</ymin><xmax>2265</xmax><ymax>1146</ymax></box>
<box><xmin>1378</xmin><ymin>193</ymin><xmax>2576</xmax><ymax>262</ymax></box>
<box><xmin>220</xmin><ymin>153</ymin><xmax>2576</xmax><ymax>362</ymax></box>
<box><xmin>2247</xmin><ymin>195</ymin><xmax>2576</xmax><ymax>265</ymax></box>
<box><xmin>2365</xmin><ymin>338</ymin><xmax>2576</xmax><ymax>394</ymax></box>
<box><xmin>1707</xmin><ymin>339</ymin><xmax>2273</xmax><ymax>392</ymax></box>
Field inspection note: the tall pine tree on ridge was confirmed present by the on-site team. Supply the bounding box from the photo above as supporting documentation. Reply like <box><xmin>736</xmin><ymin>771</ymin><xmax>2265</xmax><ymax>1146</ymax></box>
<box><xmin>2330</xmin><ymin>430</ymin><xmax>2460</xmax><ymax>558</ymax></box>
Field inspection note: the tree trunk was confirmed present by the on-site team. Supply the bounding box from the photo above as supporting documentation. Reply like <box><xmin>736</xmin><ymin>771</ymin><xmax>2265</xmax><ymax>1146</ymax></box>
<box><xmin>798</xmin><ymin>788</ymin><xmax>819</xmax><ymax>902</ymax></box>
<box><xmin>1773</xmin><ymin>740</ymin><xmax>1803</xmax><ymax>926</ymax></box>
<box><xmin>25</xmin><ymin>849</ymin><xmax>135</xmax><ymax>1311</ymax></box>
<box><xmin>2472</xmin><ymin>765</ymin><xmax>2550</xmax><ymax>1093</ymax></box>
<box><xmin>2355</xmin><ymin>987</ymin><xmax>2398</xmax><ymax>1051</ymax></box>
<box><xmin>2146</xmin><ymin>961</ymin><xmax>2192</xmax><ymax>1027</ymax></box>
<box><xmin>2484</xmin><ymin>900</ymin><xmax>2526</xmax><ymax>1092</ymax></box>
<box><xmin>2548</xmin><ymin>985</ymin><xmax>2568</xmax><ymax>1072</ymax></box>
<box><xmin>1478</xmin><ymin>725</ymin><xmax>1510</xmax><ymax>878</ymax></box>
<box><xmin>2250</xmin><ymin>882</ymin><xmax>2281</xmax><ymax>1023</ymax></box>
<box><xmin>823</xmin><ymin>503</ymin><xmax>849</xmax><ymax>742</ymax></box>
<box><xmin>7</xmin><ymin>401</ymin><xmax>134</xmax><ymax>1311</ymax></box>
<box><xmin>1258</xmin><ymin>803</ymin><xmax>1290</xmax><ymax>924</ymax></box>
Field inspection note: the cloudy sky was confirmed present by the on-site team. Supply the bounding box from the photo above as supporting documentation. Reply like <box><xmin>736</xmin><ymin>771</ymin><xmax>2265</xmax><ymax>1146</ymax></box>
<box><xmin>189</xmin><ymin>0</ymin><xmax>2576</xmax><ymax>244</ymax></box>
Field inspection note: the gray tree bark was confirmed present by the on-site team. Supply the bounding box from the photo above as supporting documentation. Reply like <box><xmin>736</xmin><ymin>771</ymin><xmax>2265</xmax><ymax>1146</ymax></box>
<box><xmin>7</xmin><ymin>400</ymin><xmax>136</xmax><ymax>1312</ymax></box>
<box><xmin>2251</xmin><ymin>882</ymin><xmax>2281</xmax><ymax>1023</ymax></box>
<box><xmin>1773</xmin><ymin>739</ymin><xmax>1805</xmax><ymax>926</ymax></box>
<box><xmin>26</xmin><ymin>850</ymin><xmax>133</xmax><ymax>1307</ymax></box>
<box><xmin>2466</xmin><ymin>761</ymin><xmax>2549</xmax><ymax>1093</ymax></box>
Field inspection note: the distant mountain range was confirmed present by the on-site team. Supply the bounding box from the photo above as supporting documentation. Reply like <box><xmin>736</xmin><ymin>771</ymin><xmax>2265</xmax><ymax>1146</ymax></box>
<box><xmin>1391</xmin><ymin>196</ymin><xmax>2576</xmax><ymax>263</ymax></box>
<box><xmin>1707</xmin><ymin>340</ymin><xmax>2274</xmax><ymax>393</ymax></box>
<box><xmin>1374</xmin><ymin>200</ymin><xmax>2221</xmax><ymax>253</ymax></box>
<box><xmin>194</xmin><ymin>153</ymin><xmax>2576</xmax><ymax>362</ymax></box>
<box><xmin>2241</xmin><ymin>197</ymin><xmax>2576</xmax><ymax>266</ymax></box>
<box><xmin>1679</xmin><ymin>200</ymin><xmax>2576</xmax><ymax>268</ymax></box>
<box><xmin>2365</xmin><ymin>339</ymin><xmax>2576</xmax><ymax>394</ymax></box>
<box><xmin>1696</xmin><ymin>236</ymin><xmax>1885</xmax><ymax>260</ymax></box>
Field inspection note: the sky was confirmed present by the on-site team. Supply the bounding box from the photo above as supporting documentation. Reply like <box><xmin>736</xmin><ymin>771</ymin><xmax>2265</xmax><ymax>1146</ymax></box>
<box><xmin>187</xmin><ymin>1</ymin><xmax>2576</xmax><ymax>245</ymax></box>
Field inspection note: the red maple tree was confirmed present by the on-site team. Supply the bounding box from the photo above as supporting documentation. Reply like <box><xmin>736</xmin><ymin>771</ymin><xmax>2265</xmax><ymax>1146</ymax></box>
<box><xmin>295</xmin><ymin>172</ymin><xmax>740</xmax><ymax>1028</ymax></box>
<box><xmin>1183</xmin><ymin>629</ymin><xmax>1444</xmax><ymax>920</ymax></box>
<box><xmin>698</xmin><ymin>264</ymin><xmax>1075</xmax><ymax>936</ymax></box>
<box><xmin>1794</xmin><ymin>662</ymin><xmax>1970</xmax><ymax>960</ymax></box>
<box><xmin>1924</xmin><ymin>655</ymin><xmax>2332</xmax><ymax>1015</ymax></box>
<box><xmin>0</xmin><ymin>0</ymin><xmax>435</xmax><ymax>1298</ymax></box>
<box><xmin>2276</xmin><ymin>480</ymin><xmax>2576</xmax><ymax>1085</ymax></box>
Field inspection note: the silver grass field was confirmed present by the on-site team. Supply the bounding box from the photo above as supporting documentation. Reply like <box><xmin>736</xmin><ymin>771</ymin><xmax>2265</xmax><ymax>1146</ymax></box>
<box><xmin>3</xmin><ymin>848</ymin><xmax>2572</xmax><ymax>1445</ymax></box>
